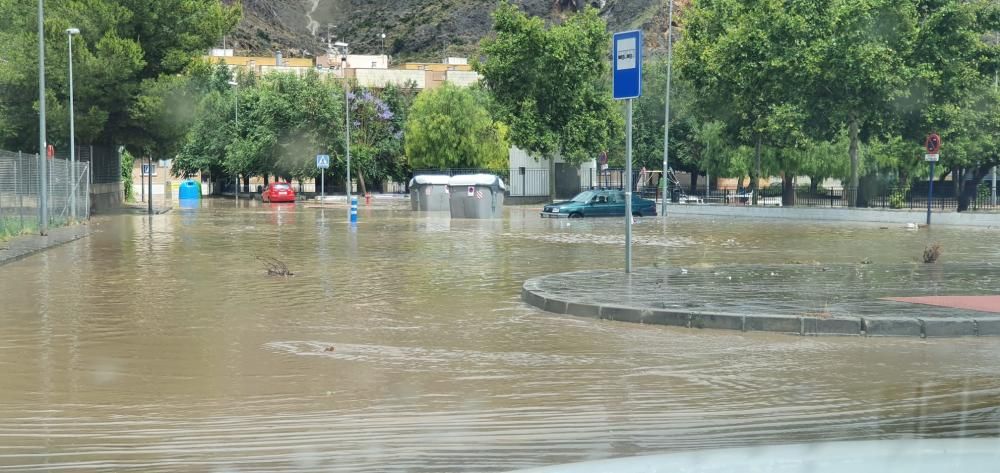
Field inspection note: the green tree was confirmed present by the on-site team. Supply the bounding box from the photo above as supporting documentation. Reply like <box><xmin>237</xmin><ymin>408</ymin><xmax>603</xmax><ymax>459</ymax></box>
<box><xmin>0</xmin><ymin>0</ymin><xmax>240</xmax><ymax>152</ymax></box>
<box><xmin>677</xmin><ymin>0</ymin><xmax>816</xmax><ymax>204</ymax></box>
<box><xmin>475</xmin><ymin>2</ymin><xmax>622</xmax><ymax>198</ymax></box>
<box><xmin>805</xmin><ymin>0</ymin><xmax>916</xmax><ymax>205</ymax></box>
<box><xmin>899</xmin><ymin>0</ymin><xmax>1000</xmax><ymax>211</ymax></box>
<box><xmin>404</xmin><ymin>83</ymin><xmax>510</xmax><ymax>171</ymax></box>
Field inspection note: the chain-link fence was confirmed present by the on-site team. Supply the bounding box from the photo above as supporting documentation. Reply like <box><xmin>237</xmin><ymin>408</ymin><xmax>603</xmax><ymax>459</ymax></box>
<box><xmin>0</xmin><ymin>149</ymin><xmax>90</xmax><ymax>239</ymax></box>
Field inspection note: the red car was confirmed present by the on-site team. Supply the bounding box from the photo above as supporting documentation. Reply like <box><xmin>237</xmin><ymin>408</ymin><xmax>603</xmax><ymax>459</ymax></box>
<box><xmin>261</xmin><ymin>182</ymin><xmax>296</xmax><ymax>203</ymax></box>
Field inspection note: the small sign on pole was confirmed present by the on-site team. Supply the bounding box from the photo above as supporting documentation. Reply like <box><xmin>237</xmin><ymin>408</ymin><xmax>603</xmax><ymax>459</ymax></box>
<box><xmin>613</xmin><ymin>31</ymin><xmax>642</xmax><ymax>100</ymax></box>
<box><xmin>924</xmin><ymin>154</ymin><xmax>939</xmax><ymax>162</ymax></box>
<box><xmin>316</xmin><ymin>154</ymin><xmax>330</xmax><ymax>204</ymax></box>
<box><xmin>316</xmin><ymin>154</ymin><xmax>330</xmax><ymax>169</ymax></box>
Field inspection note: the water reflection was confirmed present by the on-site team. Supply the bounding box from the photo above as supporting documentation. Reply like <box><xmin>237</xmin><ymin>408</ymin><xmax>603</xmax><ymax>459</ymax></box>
<box><xmin>0</xmin><ymin>200</ymin><xmax>999</xmax><ymax>471</ymax></box>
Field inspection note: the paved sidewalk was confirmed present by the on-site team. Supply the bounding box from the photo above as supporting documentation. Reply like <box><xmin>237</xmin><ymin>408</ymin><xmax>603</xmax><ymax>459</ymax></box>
<box><xmin>523</xmin><ymin>264</ymin><xmax>1000</xmax><ymax>337</ymax></box>
<box><xmin>0</xmin><ymin>223</ymin><xmax>95</xmax><ymax>267</ymax></box>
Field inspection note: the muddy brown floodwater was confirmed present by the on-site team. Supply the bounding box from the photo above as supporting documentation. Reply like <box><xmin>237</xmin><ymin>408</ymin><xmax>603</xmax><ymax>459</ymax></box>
<box><xmin>2</xmin><ymin>200</ymin><xmax>999</xmax><ymax>471</ymax></box>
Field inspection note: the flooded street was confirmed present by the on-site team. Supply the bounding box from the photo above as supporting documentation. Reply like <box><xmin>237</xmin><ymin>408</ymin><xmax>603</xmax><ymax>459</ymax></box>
<box><xmin>2</xmin><ymin>200</ymin><xmax>1000</xmax><ymax>471</ymax></box>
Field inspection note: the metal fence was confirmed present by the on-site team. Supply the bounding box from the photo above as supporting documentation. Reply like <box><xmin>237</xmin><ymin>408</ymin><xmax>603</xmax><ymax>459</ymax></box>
<box><xmin>0</xmin><ymin>149</ymin><xmax>90</xmax><ymax>239</ymax></box>
<box><xmin>672</xmin><ymin>185</ymin><xmax>1000</xmax><ymax>211</ymax></box>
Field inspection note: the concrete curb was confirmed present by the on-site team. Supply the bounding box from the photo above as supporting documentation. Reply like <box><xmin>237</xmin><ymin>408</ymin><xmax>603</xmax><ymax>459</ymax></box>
<box><xmin>522</xmin><ymin>276</ymin><xmax>1000</xmax><ymax>338</ymax></box>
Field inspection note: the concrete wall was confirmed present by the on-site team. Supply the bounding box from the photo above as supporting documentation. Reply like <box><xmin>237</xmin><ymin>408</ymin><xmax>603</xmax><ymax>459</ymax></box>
<box><xmin>355</xmin><ymin>68</ymin><xmax>426</xmax><ymax>89</ymax></box>
<box><xmin>446</xmin><ymin>71</ymin><xmax>480</xmax><ymax>87</ymax></box>
<box><xmin>90</xmin><ymin>181</ymin><xmax>122</xmax><ymax>212</ymax></box>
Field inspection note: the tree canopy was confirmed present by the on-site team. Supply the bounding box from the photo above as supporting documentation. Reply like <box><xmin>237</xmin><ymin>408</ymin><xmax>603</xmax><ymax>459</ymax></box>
<box><xmin>0</xmin><ymin>0</ymin><xmax>240</xmax><ymax>153</ymax></box>
<box><xmin>475</xmin><ymin>1</ymin><xmax>622</xmax><ymax>166</ymax></box>
<box><xmin>404</xmin><ymin>83</ymin><xmax>510</xmax><ymax>170</ymax></box>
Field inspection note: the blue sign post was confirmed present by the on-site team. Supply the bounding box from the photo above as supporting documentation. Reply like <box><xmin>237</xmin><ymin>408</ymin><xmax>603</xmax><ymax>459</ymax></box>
<box><xmin>316</xmin><ymin>154</ymin><xmax>330</xmax><ymax>204</ymax></box>
<box><xmin>613</xmin><ymin>30</ymin><xmax>642</xmax><ymax>274</ymax></box>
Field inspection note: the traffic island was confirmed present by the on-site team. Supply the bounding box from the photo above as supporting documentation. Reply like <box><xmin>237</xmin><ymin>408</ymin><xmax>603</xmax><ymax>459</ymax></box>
<box><xmin>522</xmin><ymin>264</ymin><xmax>1000</xmax><ymax>337</ymax></box>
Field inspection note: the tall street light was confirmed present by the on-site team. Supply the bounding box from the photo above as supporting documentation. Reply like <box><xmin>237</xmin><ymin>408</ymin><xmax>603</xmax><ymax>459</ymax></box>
<box><xmin>380</xmin><ymin>33</ymin><xmax>386</xmax><ymax>56</ymax></box>
<box><xmin>66</xmin><ymin>27</ymin><xmax>80</xmax><ymax>221</ymax></box>
<box><xmin>661</xmin><ymin>0</ymin><xmax>675</xmax><ymax>218</ymax></box>
<box><xmin>337</xmin><ymin>42</ymin><xmax>351</xmax><ymax>205</ymax></box>
<box><xmin>228</xmin><ymin>79</ymin><xmax>239</xmax><ymax>205</ymax></box>
<box><xmin>37</xmin><ymin>0</ymin><xmax>48</xmax><ymax>235</ymax></box>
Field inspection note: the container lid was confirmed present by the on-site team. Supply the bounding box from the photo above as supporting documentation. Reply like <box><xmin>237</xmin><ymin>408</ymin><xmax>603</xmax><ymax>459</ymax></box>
<box><xmin>447</xmin><ymin>174</ymin><xmax>506</xmax><ymax>190</ymax></box>
<box><xmin>410</xmin><ymin>175</ymin><xmax>452</xmax><ymax>186</ymax></box>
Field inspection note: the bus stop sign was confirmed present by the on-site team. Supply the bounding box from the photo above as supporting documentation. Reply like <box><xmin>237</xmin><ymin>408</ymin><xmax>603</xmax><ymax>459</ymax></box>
<box><xmin>613</xmin><ymin>30</ymin><xmax>642</xmax><ymax>100</ymax></box>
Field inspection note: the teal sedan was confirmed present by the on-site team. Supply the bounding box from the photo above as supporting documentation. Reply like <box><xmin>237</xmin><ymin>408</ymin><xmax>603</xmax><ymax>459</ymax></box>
<box><xmin>540</xmin><ymin>190</ymin><xmax>657</xmax><ymax>218</ymax></box>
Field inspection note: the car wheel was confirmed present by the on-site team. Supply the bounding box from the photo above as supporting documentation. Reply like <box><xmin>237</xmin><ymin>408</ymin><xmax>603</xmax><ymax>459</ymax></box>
<box><xmin>632</xmin><ymin>212</ymin><xmax>642</xmax><ymax>217</ymax></box>
<box><xmin>569</xmin><ymin>212</ymin><xmax>583</xmax><ymax>219</ymax></box>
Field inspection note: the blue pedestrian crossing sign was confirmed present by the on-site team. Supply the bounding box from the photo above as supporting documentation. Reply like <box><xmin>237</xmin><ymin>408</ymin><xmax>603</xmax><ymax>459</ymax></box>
<box><xmin>613</xmin><ymin>30</ymin><xmax>642</xmax><ymax>100</ymax></box>
<box><xmin>316</xmin><ymin>154</ymin><xmax>330</xmax><ymax>169</ymax></box>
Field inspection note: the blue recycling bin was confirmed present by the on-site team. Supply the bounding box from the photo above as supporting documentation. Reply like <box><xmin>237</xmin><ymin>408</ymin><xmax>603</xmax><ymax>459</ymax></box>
<box><xmin>178</xmin><ymin>179</ymin><xmax>201</xmax><ymax>200</ymax></box>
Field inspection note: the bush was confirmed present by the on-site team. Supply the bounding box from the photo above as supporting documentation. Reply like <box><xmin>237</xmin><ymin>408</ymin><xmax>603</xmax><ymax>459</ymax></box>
<box><xmin>121</xmin><ymin>149</ymin><xmax>135</xmax><ymax>202</ymax></box>
<box><xmin>889</xmin><ymin>189</ymin><xmax>907</xmax><ymax>209</ymax></box>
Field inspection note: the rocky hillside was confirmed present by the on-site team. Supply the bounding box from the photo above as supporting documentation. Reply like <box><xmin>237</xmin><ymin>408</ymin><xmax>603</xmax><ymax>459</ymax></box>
<box><xmin>224</xmin><ymin>0</ymin><xmax>674</xmax><ymax>61</ymax></box>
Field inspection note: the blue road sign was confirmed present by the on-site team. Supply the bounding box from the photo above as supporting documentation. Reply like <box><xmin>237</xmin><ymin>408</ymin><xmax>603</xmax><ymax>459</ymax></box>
<box><xmin>613</xmin><ymin>30</ymin><xmax>642</xmax><ymax>100</ymax></box>
<box><xmin>316</xmin><ymin>154</ymin><xmax>330</xmax><ymax>169</ymax></box>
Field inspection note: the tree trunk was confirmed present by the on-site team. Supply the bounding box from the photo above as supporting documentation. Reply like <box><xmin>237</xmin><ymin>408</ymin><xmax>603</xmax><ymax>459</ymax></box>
<box><xmin>957</xmin><ymin>165</ymin><xmax>992</xmax><ymax>212</ymax></box>
<box><xmin>242</xmin><ymin>176</ymin><xmax>249</xmax><ymax>193</ymax></box>
<box><xmin>356</xmin><ymin>168</ymin><xmax>367</xmax><ymax>195</ymax></box>
<box><xmin>549</xmin><ymin>157</ymin><xmax>556</xmax><ymax>201</ymax></box>
<box><xmin>752</xmin><ymin>136</ymin><xmax>761</xmax><ymax>205</ymax></box>
<box><xmin>954</xmin><ymin>168</ymin><xmax>965</xmax><ymax>200</ymax></box>
<box><xmin>809</xmin><ymin>176</ymin><xmax>820</xmax><ymax>195</ymax></box>
<box><xmin>782</xmin><ymin>173</ymin><xmax>795</xmax><ymax>206</ymax></box>
<box><xmin>689</xmin><ymin>173</ymin><xmax>698</xmax><ymax>195</ymax></box>
<box><xmin>848</xmin><ymin>119</ymin><xmax>859</xmax><ymax>207</ymax></box>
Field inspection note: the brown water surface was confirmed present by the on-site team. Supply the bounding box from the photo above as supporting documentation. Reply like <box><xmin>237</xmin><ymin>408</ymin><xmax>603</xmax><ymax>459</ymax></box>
<box><xmin>1</xmin><ymin>200</ymin><xmax>999</xmax><ymax>471</ymax></box>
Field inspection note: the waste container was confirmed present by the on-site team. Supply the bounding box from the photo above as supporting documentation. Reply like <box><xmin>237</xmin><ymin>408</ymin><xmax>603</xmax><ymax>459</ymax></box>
<box><xmin>671</xmin><ymin>187</ymin><xmax>681</xmax><ymax>203</ymax></box>
<box><xmin>447</xmin><ymin>174</ymin><xmax>506</xmax><ymax>219</ymax></box>
<box><xmin>409</xmin><ymin>175</ymin><xmax>451</xmax><ymax>211</ymax></box>
<box><xmin>178</xmin><ymin>179</ymin><xmax>202</xmax><ymax>200</ymax></box>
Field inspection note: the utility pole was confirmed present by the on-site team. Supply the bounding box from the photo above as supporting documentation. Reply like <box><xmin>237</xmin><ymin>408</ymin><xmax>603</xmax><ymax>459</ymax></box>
<box><xmin>661</xmin><ymin>0</ymin><xmax>674</xmax><ymax>218</ymax></box>
<box><xmin>37</xmin><ymin>0</ymin><xmax>48</xmax><ymax>235</ymax></box>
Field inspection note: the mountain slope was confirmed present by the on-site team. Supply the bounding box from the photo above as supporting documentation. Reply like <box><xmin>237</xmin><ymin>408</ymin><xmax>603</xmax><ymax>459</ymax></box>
<box><xmin>226</xmin><ymin>0</ymin><xmax>671</xmax><ymax>61</ymax></box>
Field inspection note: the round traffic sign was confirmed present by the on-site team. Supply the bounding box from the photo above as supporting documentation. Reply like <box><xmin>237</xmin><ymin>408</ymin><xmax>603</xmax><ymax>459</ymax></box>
<box><xmin>925</xmin><ymin>134</ymin><xmax>941</xmax><ymax>154</ymax></box>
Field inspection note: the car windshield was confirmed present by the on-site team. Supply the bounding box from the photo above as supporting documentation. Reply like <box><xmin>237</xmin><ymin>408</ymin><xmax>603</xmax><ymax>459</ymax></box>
<box><xmin>571</xmin><ymin>191</ymin><xmax>596</xmax><ymax>203</ymax></box>
<box><xmin>272</xmin><ymin>183</ymin><xmax>290</xmax><ymax>190</ymax></box>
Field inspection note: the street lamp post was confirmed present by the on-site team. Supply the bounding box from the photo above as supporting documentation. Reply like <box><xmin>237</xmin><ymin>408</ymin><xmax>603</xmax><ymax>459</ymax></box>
<box><xmin>229</xmin><ymin>80</ymin><xmax>239</xmax><ymax>204</ymax></box>
<box><xmin>37</xmin><ymin>0</ymin><xmax>48</xmax><ymax>235</ymax></box>
<box><xmin>661</xmin><ymin>0</ymin><xmax>675</xmax><ymax>218</ymax></box>
<box><xmin>66</xmin><ymin>27</ymin><xmax>80</xmax><ymax>221</ymax></box>
<box><xmin>337</xmin><ymin>42</ymin><xmax>351</xmax><ymax>206</ymax></box>
<box><xmin>380</xmin><ymin>33</ymin><xmax>386</xmax><ymax>55</ymax></box>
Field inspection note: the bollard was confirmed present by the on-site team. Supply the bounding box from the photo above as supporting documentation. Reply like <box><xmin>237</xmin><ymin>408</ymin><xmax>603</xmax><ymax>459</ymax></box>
<box><xmin>350</xmin><ymin>196</ymin><xmax>358</xmax><ymax>223</ymax></box>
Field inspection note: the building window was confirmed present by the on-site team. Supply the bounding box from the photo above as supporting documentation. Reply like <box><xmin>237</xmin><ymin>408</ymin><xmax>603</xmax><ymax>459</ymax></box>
<box><xmin>141</xmin><ymin>163</ymin><xmax>157</xmax><ymax>176</ymax></box>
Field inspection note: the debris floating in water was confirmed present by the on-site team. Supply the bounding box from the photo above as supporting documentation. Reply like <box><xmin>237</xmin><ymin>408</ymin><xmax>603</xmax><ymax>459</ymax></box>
<box><xmin>256</xmin><ymin>255</ymin><xmax>294</xmax><ymax>277</ymax></box>
<box><xmin>323</xmin><ymin>346</ymin><xmax>335</xmax><ymax>352</ymax></box>
<box><xmin>923</xmin><ymin>242</ymin><xmax>942</xmax><ymax>264</ymax></box>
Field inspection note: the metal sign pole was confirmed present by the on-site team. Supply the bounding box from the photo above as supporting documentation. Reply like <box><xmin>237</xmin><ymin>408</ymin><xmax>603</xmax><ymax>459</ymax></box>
<box><xmin>613</xmin><ymin>29</ymin><xmax>642</xmax><ymax>274</ymax></box>
<box><xmin>625</xmin><ymin>99</ymin><xmax>633</xmax><ymax>273</ymax></box>
<box><xmin>321</xmin><ymin>169</ymin><xmax>325</xmax><ymax>204</ymax></box>
<box><xmin>927</xmin><ymin>160</ymin><xmax>935</xmax><ymax>225</ymax></box>
<box><xmin>924</xmin><ymin>134</ymin><xmax>940</xmax><ymax>226</ymax></box>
